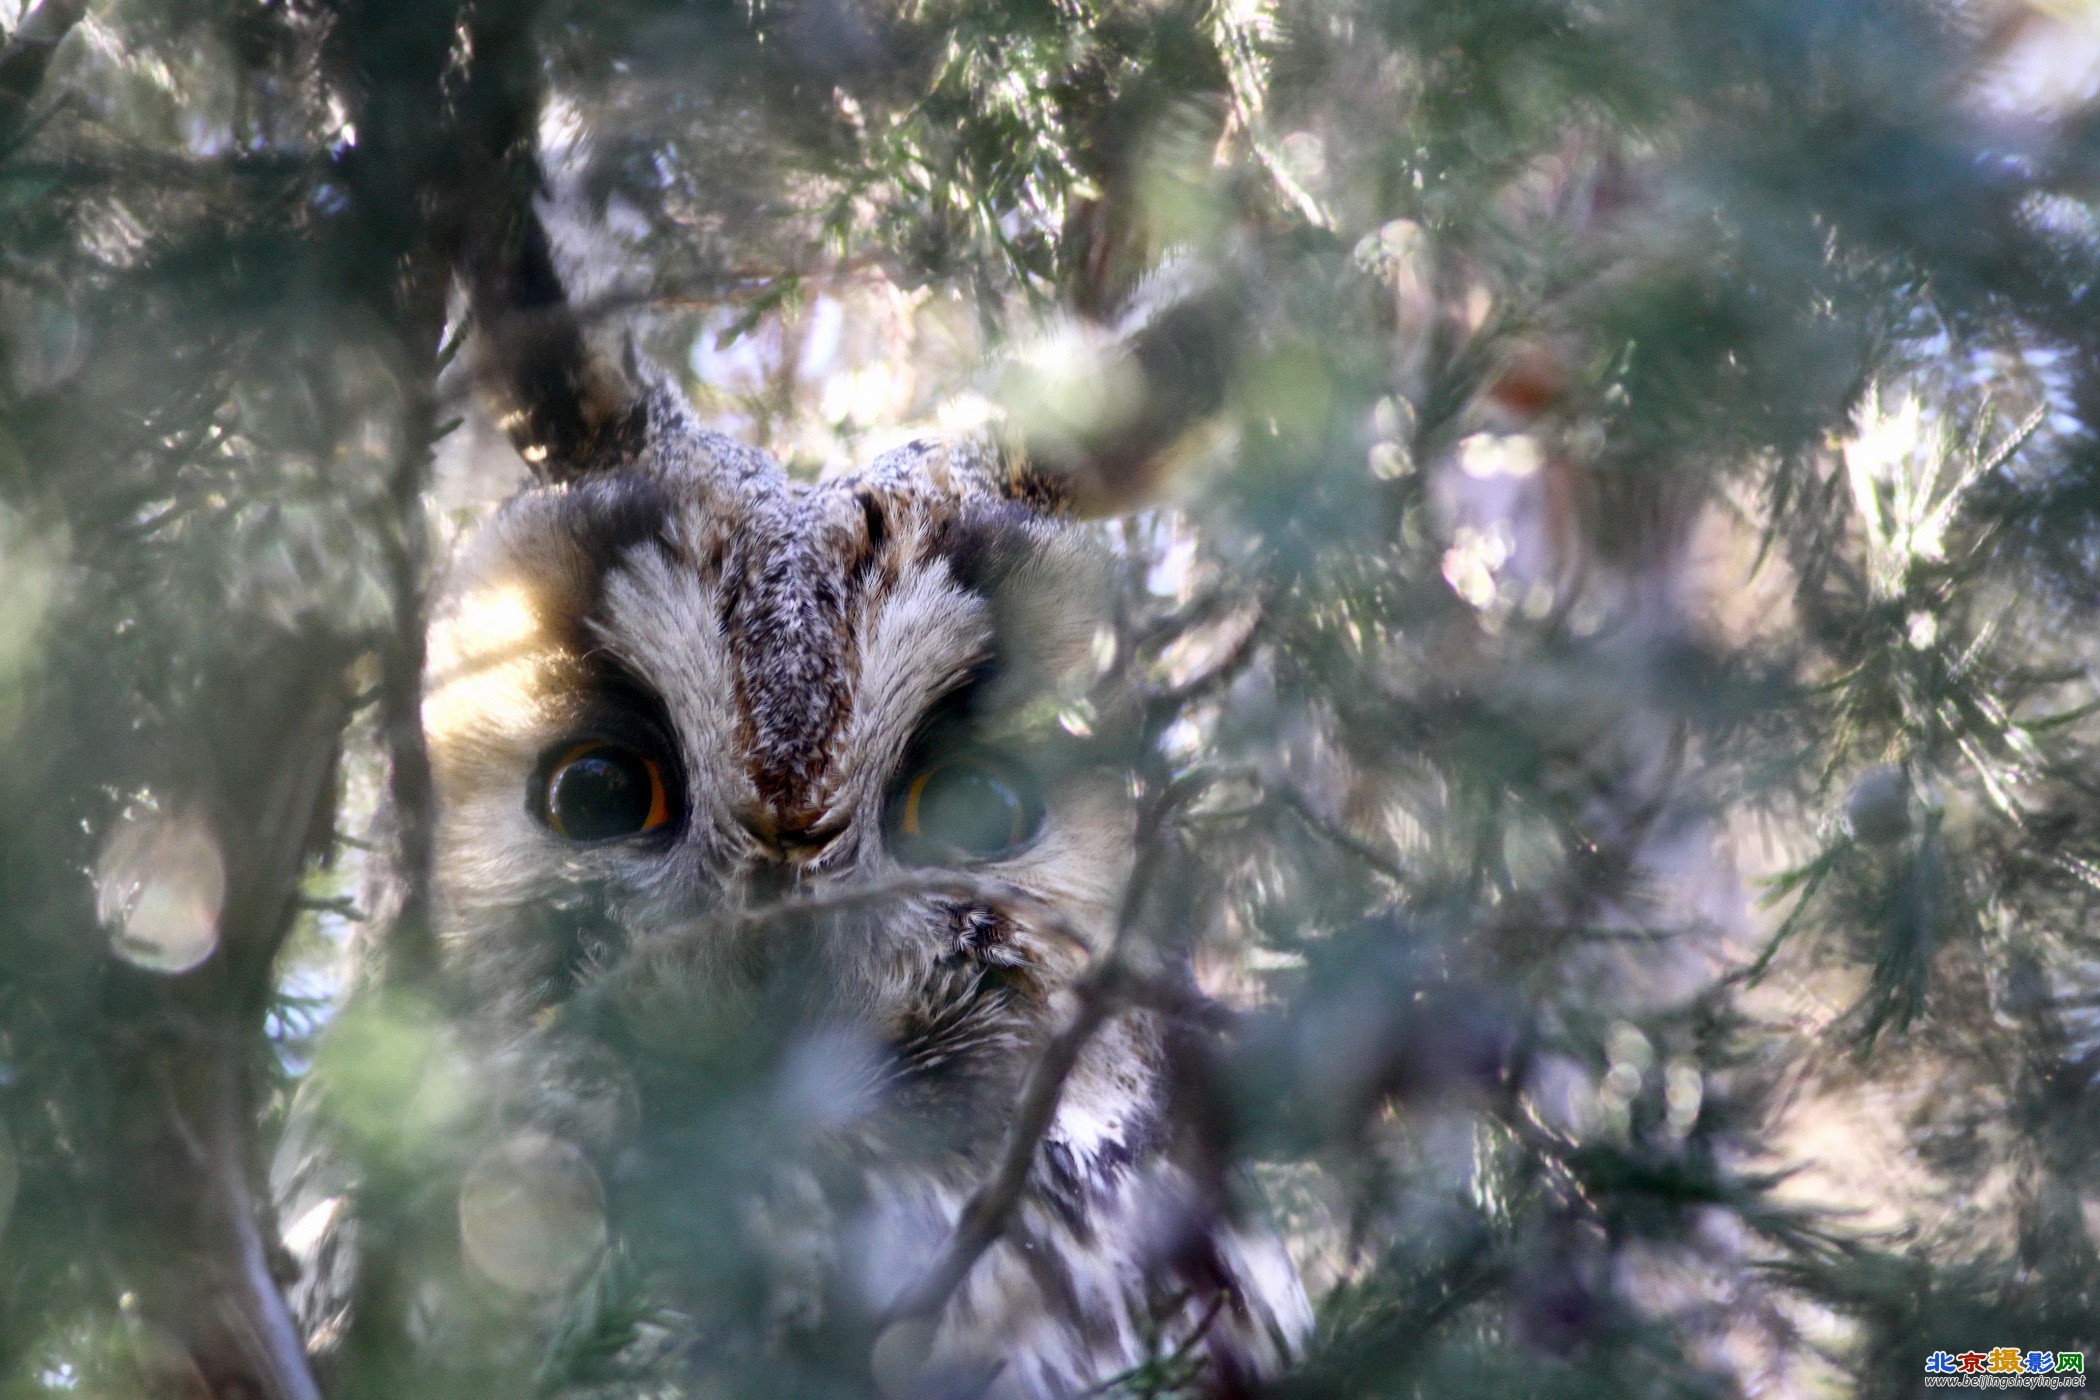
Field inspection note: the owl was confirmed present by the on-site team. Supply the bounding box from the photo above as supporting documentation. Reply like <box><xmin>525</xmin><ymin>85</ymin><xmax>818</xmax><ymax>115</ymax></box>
<box><xmin>276</xmin><ymin>245</ymin><xmax>1310</xmax><ymax>1399</ymax></box>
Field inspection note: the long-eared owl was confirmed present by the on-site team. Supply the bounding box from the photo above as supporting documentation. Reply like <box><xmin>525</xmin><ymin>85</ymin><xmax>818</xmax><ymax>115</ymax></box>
<box><xmin>275</xmin><ymin>251</ymin><xmax>1311</xmax><ymax>1399</ymax></box>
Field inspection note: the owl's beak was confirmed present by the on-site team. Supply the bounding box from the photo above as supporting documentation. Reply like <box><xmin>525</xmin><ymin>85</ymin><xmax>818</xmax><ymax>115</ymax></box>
<box><xmin>736</xmin><ymin>810</ymin><xmax>847</xmax><ymax>903</ymax></box>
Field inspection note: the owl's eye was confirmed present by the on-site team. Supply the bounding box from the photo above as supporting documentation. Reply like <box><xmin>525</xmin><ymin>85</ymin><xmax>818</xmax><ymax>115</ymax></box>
<box><xmin>540</xmin><ymin>741</ymin><xmax>674</xmax><ymax>842</ymax></box>
<box><xmin>886</xmin><ymin>754</ymin><xmax>1044</xmax><ymax>866</ymax></box>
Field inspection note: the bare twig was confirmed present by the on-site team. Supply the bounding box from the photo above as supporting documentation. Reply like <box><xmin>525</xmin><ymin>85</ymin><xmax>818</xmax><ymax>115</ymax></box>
<box><xmin>372</xmin><ymin>447</ymin><xmax>439</xmax><ymax>987</ymax></box>
<box><xmin>1131</xmin><ymin>587</ymin><xmax>1236</xmax><ymax>657</ymax></box>
<box><xmin>1144</xmin><ymin>607</ymin><xmax>1264</xmax><ymax>717</ymax></box>
<box><xmin>1269</xmin><ymin>786</ymin><xmax>1408</xmax><ymax>886</ymax></box>
<box><xmin>880</xmin><ymin>784</ymin><xmax>1187</xmax><ymax>1328</ymax></box>
<box><xmin>878</xmin><ymin>956</ymin><xmax>1133</xmax><ymax>1326</ymax></box>
<box><xmin>877</xmin><ymin>952</ymin><xmax>1234</xmax><ymax>1334</ymax></box>
<box><xmin>1075</xmin><ymin>1289</ymin><xmax>1228</xmax><ymax>1398</ymax></box>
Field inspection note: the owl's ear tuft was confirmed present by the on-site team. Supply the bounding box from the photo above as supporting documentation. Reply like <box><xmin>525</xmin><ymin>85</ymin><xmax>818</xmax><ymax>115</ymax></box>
<box><xmin>994</xmin><ymin>272</ymin><xmax>1241</xmax><ymax>519</ymax></box>
<box><xmin>462</xmin><ymin>149</ymin><xmax>673</xmax><ymax>486</ymax></box>
<box><xmin>465</xmin><ymin>206</ymin><xmax>661</xmax><ymax>485</ymax></box>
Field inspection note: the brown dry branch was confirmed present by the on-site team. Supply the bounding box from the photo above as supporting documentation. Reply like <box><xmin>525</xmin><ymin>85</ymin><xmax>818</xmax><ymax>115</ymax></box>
<box><xmin>107</xmin><ymin>649</ymin><xmax>349</xmax><ymax>1400</ymax></box>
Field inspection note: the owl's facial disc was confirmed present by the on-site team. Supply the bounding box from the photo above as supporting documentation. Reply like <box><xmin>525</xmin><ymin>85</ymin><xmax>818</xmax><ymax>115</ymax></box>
<box><xmin>424</xmin><ymin>433</ymin><xmax>1129</xmax><ymax>1030</ymax></box>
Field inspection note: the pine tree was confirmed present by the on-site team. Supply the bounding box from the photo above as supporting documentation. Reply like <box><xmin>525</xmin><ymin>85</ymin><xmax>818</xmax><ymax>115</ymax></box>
<box><xmin>0</xmin><ymin>0</ymin><xmax>2094</xmax><ymax>1395</ymax></box>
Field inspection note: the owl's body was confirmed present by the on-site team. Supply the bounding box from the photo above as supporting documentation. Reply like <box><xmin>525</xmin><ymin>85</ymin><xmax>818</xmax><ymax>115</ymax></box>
<box><xmin>283</xmin><ymin>372</ymin><xmax>1308</xmax><ymax>1396</ymax></box>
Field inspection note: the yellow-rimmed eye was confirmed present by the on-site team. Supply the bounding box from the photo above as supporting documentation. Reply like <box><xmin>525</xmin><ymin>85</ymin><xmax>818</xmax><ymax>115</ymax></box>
<box><xmin>541</xmin><ymin>742</ymin><xmax>673</xmax><ymax>842</ymax></box>
<box><xmin>886</xmin><ymin>754</ymin><xmax>1043</xmax><ymax>866</ymax></box>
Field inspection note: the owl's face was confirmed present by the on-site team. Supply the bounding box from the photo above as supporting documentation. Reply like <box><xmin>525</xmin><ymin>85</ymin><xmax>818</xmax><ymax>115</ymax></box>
<box><xmin>423</xmin><ymin>406</ymin><xmax>1132</xmax><ymax>1124</ymax></box>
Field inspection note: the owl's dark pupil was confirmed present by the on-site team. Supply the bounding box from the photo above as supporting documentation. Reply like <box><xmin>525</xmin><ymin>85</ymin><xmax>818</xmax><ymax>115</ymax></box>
<box><xmin>548</xmin><ymin>749</ymin><xmax>655</xmax><ymax>841</ymax></box>
<box><xmin>918</xmin><ymin>765</ymin><xmax>1023</xmax><ymax>854</ymax></box>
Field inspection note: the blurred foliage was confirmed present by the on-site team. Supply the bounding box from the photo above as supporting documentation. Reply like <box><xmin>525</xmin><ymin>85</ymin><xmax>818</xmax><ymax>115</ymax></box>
<box><xmin>1</xmin><ymin>0</ymin><xmax>2099</xmax><ymax>1395</ymax></box>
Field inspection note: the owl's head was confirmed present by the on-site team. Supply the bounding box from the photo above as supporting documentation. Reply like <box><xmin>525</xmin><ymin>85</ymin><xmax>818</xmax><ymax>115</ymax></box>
<box><xmin>422</xmin><ymin>263</ymin><xmax>1227</xmax><ymax>1131</ymax></box>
